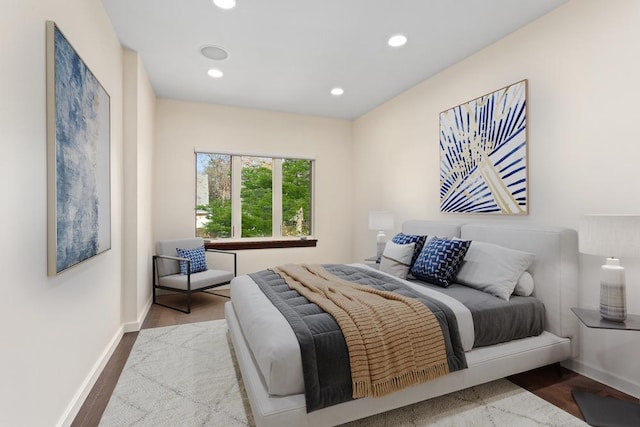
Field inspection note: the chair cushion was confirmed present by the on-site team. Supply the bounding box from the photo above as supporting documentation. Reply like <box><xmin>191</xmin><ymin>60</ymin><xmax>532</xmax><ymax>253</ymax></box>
<box><xmin>155</xmin><ymin>238</ymin><xmax>205</xmax><ymax>276</ymax></box>
<box><xmin>176</xmin><ymin>245</ymin><xmax>208</xmax><ymax>275</ymax></box>
<box><xmin>157</xmin><ymin>269</ymin><xmax>235</xmax><ymax>291</ymax></box>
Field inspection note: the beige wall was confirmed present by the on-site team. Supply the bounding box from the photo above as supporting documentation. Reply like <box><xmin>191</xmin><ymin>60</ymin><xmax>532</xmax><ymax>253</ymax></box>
<box><xmin>154</xmin><ymin>99</ymin><xmax>354</xmax><ymax>274</ymax></box>
<box><xmin>122</xmin><ymin>50</ymin><xmax>156</xmax><ymax>330</ymax></box>
<box><xmin>3</xmin><ymin>1</ymin><xmax>639</xmax><ymax>425</ymax></box>
<box><xmin>0</xmin><ymin>1</ymin><xmax>127</xmax><ymax>426</ymax></box>
<box><xmin>353</xmin><ymin>0</ymin><xmax>640</xmax><ymax>397</ymax></box>
<box><xmin>136</xmin><ymin>56</ymin><xmax>156</xmax><ymax>321</ymax></box>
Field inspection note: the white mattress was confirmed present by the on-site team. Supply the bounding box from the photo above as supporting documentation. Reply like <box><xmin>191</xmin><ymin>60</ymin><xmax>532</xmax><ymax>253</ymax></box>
<box><xmin>230</xmin><ymin>263</ymin><xmax>476</xmax><ymax>396</ymax></box>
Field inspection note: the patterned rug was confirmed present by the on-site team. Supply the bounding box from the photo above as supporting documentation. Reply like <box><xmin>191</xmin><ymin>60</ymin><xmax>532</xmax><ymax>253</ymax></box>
<box><xmin>100</xmin><ymin>320</ymin><xmax>587</xmax><ymax>426</ymax></box>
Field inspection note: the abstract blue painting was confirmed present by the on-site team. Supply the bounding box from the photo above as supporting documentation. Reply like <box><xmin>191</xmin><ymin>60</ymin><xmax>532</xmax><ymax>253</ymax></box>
<box><xmin>46</xmin><ymin>22</ymin><xmax>110</xmax><ymax>275</ymax></box>
<box><xmin>439</xmin><ymin>80</ymin><xmax>528</xmax><ymax>214</ymax></box>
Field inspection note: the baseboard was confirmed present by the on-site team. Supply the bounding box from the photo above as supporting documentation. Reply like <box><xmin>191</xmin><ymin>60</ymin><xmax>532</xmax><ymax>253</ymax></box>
<box><xmin>564</xmin><ymin>359</ymin><xmax>640</xmax><ymax>399</ymax></box>
<box><xmin>123</xmin><ymin>298</ymin><xmax>152</xmax><ymax>333</ymax></box>
<box><xmin>56</xmin><ymin>324</ymin><xmax>125</xmax><ymax>427</ymax></box>
<box><xmin>57</xmin><ymin>299</ymin><xmax>152</xmax><ymax>426</ymax></box>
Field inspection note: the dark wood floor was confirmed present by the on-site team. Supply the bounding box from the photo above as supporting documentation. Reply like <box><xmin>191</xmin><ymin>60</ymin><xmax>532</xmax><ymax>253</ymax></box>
<box><xmin>71</xmin><ymin>291</ymin><xmax>231</xmax><ymax>427</ymax></box>
<box><xmin>72</xmin><ymin>290</ymin><xmax>637</xmax><ymax>426</ymax></box>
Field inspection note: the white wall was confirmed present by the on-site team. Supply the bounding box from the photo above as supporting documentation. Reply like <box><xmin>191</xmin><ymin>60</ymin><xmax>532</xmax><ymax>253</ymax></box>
<box><xmin>136</xmin><ymin>56</ymin><xmax>156</xmax><ymax>322</ymax></box>
<box><xmin>353</xmin><ymin>0</ymin><xmax>640</xmax><ymax>397</ymax></box>
<box><xmin>154</xmin><ymin>99</ymin><xmax>354</xmax><ymax>274</ymax></box>
<box><xmin>122</xmin><ymin>50</ymin><xmax>156</xmax><ymax>330</ymax></box>
<box><xmin>2</xmin><ymin>1</ymin><xmax>637</xmax><ymax>424</ymax></box>
<box><xmin>0</xmin><ymin>1</ymin><xmax>127</xmax><ymax>426</ymax></box>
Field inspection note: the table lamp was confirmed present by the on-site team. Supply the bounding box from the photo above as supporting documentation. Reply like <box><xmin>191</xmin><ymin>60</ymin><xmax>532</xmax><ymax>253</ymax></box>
<box><xmin>369</xmin><ymin>211</ymin><xmax>394</xmax><ymax>261</ymax></box>
<box><xmin>579</xmin><ymin>214</ymin><xmax>640</xmax><ymax>322</ymax></box>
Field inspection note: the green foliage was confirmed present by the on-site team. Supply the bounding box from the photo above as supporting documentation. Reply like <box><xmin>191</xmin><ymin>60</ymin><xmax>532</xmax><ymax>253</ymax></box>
<box><xmin>197</xmin><ymin>153</ymin><xmax>232</xmax><ymax>238</ymax></box>
<box><xmin>198</xmin><ymin>200</ymin><xmax>231</xmax><ymax>238</ymax></box>
<box><xmin>241</xmin><ymin>160</ymin><xmax>272</xmax><ymax>237</ymax></box>
<box><xmin>282</xmin><ymin>159</ymin><xmax>311</xmax><ymax>236</ymax></box>
<box><xmin>196</xmin><ymin>155</ymin><xmax>312</xmax><ymax>238</ymax></box>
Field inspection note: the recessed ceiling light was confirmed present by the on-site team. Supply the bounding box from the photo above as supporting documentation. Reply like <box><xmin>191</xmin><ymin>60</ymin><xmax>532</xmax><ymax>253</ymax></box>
<box><xmin>207</xmin><ymin>68</ymin><xmax>224</xmax><ymax>78</ymax></box>
<box><xmin>201</xmin><ymin>45</ymin><xmax>229</xmax><ymax>61</ymax></box>
<box><xmin>330</xmin><ymin>87</ymin><xmax>344</xmax><ymax>96</ymax></box>
<box><xmin>388</xmin><ymin>34</ymin><xmax>407</xmax><ymax>47</ymax></box>
<box><xmin>212</xmin><ymin>0</ymin><xmax>236</xmax><ymax>10</ymax></box>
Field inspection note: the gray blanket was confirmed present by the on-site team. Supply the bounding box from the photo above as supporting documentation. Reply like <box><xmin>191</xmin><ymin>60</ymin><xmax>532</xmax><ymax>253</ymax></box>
<box><xmin>410</xmin><ymin>281</ymin><xmax>545</xmax><ymax>348</ymax></box>
<box><xmin>249</xmin><ymin>264</ymin><xmax>467</xmax><ymax>412</ymax></box>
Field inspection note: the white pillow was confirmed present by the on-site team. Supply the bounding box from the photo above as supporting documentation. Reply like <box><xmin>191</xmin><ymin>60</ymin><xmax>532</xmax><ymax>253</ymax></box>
<box><xmin>379</xmin><ymin>241</ymin><xmax>416</xmax><ymax>279</ymax></box>
<box><xmin>513</xmin><ymin>271</ymin><xmax>534</xmax><ymax>296</ymax></box>
<box><xmin>455</xmin><ymin>241</ymin><xmax>535</xmax><ymax>300</ymax></box>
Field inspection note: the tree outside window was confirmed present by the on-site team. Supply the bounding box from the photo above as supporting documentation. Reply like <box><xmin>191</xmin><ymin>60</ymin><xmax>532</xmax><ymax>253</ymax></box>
<box><xmin>282</xmin><ymin>159</ymin><xmax>311</xmax><ymax>236</ymax></box>
<box><xmin>196</xmin><ymin>153</ymin><xmax>231</xmax><ymax>238</ymax></box>
<box><xmin>196</xmin><ymin>152</ymin><xmax>313</xmax><ymax>239</ymax></box>
<box><xmin>240</xmin><ymin>156</ymin><xmax>272</xmax><ymax>238</ymax></box>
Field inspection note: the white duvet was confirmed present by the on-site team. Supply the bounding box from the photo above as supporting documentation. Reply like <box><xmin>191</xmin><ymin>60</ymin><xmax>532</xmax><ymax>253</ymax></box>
<box><xmin>230</xmin><ymin>263</ymin><xmax>474</xmax><ymax>396</ymax></box>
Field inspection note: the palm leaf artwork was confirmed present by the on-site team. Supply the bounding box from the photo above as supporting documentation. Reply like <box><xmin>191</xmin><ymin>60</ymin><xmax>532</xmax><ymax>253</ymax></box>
<box><xmin>440</xmin><ymin>80</ymin><xmax>527</xmax><ymax>214</ymax></box>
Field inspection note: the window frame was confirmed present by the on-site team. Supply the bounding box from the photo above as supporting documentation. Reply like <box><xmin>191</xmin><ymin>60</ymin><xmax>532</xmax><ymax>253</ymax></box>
<box><xmin>195</xmin><ymin>149</ymin><xmax>316</xmax><ymax>249</ymax></box>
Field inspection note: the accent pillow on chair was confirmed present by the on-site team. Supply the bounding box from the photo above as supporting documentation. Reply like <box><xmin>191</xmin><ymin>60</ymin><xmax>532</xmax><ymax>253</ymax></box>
<box><xmin>379</xmin><ymin>241</ymin><xmax>415</xmax><ymax>279</ymax></box>
<box><xmin>410</xmin><ymin>238</ymin><xmax>471</xmax><ymax>287</ymax></box>
<box><xmin>176</xmin><ymin>245</ymin><xmax>208</xmax><ymax>275</ymax></box>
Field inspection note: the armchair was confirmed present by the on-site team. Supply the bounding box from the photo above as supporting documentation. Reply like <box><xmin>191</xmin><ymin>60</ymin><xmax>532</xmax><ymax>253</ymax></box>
<box><xmin>152</xmin><ymin>238</ymin><xmax>236</xmax><ymax>313</ymax></box>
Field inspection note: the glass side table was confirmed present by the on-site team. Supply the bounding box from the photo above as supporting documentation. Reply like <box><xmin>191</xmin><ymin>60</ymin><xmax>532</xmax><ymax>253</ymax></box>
<box><xmin>570</xmin><ymin>307</ymin><xmax>640</xmax><ymax>427</ymax></box>
<box><xmin>571</xmin><ymin>307</ymin><xmax>640</xmax><ymax>331</ymax></box>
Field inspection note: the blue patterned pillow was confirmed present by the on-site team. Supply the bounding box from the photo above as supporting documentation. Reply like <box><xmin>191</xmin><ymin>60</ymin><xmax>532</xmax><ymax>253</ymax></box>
<box><xmin>176</xmin><ymin>246</ymin><xmax>208</xmax><ymax>275</ymax></box>
<box><xmin>410</xmin><ymin>238</ymin><xmax>471</xmax><ymax>287</ymax></box>
<box><xmin>391</xmin><ymin>233</ymin><xmax>428</xmax><ymax>266</ymax></box>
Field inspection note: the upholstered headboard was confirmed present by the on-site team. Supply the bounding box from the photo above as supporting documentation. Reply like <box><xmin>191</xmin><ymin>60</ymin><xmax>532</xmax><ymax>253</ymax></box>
<box><xmin>402</xmin><ymin>221</ymin><xmax>579</xmax><ymax>349</ymax></box>
<box><xmin>402</xmin><ymin>220</ymin><xmax>461</xmax><ymax>239</ymax></box>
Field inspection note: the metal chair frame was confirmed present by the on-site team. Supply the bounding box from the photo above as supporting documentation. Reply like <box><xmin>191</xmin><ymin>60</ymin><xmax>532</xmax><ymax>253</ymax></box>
<box><xmin>152</xmin><ymin>249</ymin><xmax>236</xmax><ymax>314</ymax></box>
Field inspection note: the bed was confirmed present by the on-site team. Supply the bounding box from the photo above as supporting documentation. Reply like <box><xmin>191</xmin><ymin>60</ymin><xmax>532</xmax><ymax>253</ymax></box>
<box><xmin>224</xmin><ymin>221</ymin><xmax>579</xmax><ymax>427</ymax></box>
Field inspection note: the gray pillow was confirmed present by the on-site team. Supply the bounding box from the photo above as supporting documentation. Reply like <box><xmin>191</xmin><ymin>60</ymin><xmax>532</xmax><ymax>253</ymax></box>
<box><xmin>455</xmin><ymin>241</ymin><xmax>535</xmax><ymax>300</ymax></box>
<box><xmin>379</xmin><ymin>241</ymin><xmax>415</xmax><ymax>279</ymax></box>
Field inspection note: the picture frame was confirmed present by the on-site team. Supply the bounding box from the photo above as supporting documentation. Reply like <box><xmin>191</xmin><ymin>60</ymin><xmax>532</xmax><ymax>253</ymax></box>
<box><xmin>46</xmin><ymin>21</ymin><xmax>111</xmax><ymax>275</ymax></box>
<box><xmin>439</xmin><ymin>80</ymin><xmax>528</xmax><ymax>214</ymax></box>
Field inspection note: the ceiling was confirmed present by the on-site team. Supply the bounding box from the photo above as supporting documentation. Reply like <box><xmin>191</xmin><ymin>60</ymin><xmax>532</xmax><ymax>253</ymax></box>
<box><xmin>102</xmin><ymin>0</ymin><xmax>567</xmax><ymax>120</ymax></box>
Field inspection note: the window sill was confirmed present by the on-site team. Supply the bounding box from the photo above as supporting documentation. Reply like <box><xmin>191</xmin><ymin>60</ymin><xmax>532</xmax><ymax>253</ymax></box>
<box><xmin>204</xmin><ymin>239</ymin><xmax>317</xmax><ymax>250</ymax></box>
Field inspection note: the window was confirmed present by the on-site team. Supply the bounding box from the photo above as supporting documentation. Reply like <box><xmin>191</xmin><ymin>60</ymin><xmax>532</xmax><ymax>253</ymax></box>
<box><xmin>196</xmin><ymin>152</ymin><xmax>313</xmax><ymax>240</ymax></box>
<box><xmin>240</xmin><ymin>156</ymin><xmax>273</xmax><ymax>237</ymax></box>
<box><xmin>196</xmin><ymin>153</ymin><xmax>231</xmax><ymax>238</ymax></box>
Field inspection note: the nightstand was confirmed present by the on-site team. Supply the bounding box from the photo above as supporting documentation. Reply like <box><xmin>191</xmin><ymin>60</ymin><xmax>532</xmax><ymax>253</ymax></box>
<box><xmin>364</xmin><ymin>256</ymin><xmax>380</xmax><ymax>270</ymax></box>
<box><xmin>570</xmin><ymin>307</ymin><xmax>640</xmax><ymax>427</ymax></box>
<box><xmin>571</xmin><ymin>307</ymin><xmax>640</xmax><ymax>330</ymax></box>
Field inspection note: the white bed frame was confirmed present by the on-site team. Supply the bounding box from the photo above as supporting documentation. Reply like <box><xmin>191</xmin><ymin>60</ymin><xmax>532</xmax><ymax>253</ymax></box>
<box><xmin>225</xmin><ymin>221</ymin><xmax>579</xmax><ymax>427</ymax></box>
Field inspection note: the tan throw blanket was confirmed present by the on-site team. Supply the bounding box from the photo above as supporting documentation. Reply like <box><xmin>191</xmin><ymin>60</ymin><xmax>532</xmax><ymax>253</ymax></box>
<box><xmin>273</xmin><ymin>264</ymin><xmax>450</xmax><ymax>399</ymax></box>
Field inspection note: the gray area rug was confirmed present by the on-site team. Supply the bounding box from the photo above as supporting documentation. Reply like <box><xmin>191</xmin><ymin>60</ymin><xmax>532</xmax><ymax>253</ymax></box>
<box><xmin>100</xmin><ymin>320</ymin><xmax>587</xmax><ymax>426</ymax></box>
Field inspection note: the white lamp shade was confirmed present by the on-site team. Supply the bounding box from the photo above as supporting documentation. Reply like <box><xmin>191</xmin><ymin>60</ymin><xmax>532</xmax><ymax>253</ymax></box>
<box><xmin>579</xmin><ymin>214</ymin><xmax>640</xmax><ymax>258</ymax></box>
<box><xmin>369</xmin><ymin>211</ymin><xmax>394</xmax><ymax>231</ymax></box>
